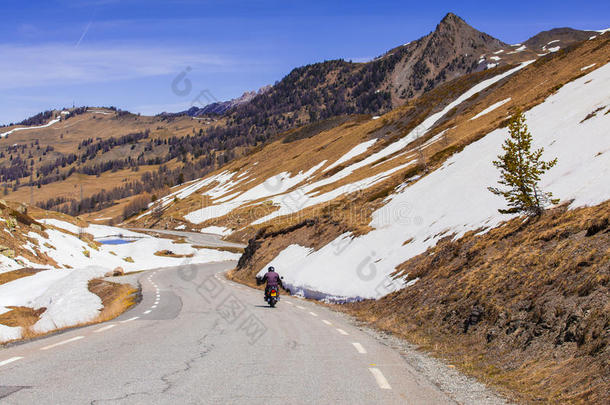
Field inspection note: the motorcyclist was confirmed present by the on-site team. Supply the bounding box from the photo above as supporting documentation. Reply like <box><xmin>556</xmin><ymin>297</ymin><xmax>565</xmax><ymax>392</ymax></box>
<box><xmin>257</xmin><ymin>266</ymin><xmax>282</xmax><ymax>299</ymax></box>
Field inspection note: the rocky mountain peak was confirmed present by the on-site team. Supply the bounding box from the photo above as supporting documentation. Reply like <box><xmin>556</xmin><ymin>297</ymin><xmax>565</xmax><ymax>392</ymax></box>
<box><xmin>437</xmin><ymin>12</ymin><xmax>468</xmax><ymax>30</ymax></box>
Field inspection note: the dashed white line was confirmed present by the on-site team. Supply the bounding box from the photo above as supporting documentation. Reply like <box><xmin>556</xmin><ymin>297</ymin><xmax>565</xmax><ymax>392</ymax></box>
<box><xmin>336</xmin><ymin>328</ymin><xmax>349</xmax><ymax>335</ymax></box>
<box><xmin>0</xmin><ymin>357</ymin><xmax>23</xmax><ymax>367</ymax></box>
<box><xmin>40</xmin><ymin>336</ymin><xmax>85</xmax><ymax>351</ymax></box>
<box><xmin>143</xmin><ymin>310</ymin><xmax>152</xmax><ymax>314</ymax></box>
<box><xmin>284</xmin><ymin>301</ymin><xmax>293</xmax><ymax>305</ymax></box>
<box><xmin>352</xmin><ymin>342</ymin><xmax>367</xmax><ymax>354</ymax></box>
<box><xmin>369</xmin><ymin>368</ymin><xmax>392</xmax><ymax>389</ymax></box>
<box><xmin>120</xmin><ymin>317</ymin><xmax>139</xmax><ymax>323</ymax></box>
<box><xmin>322</xmin><ymin>320</ymin><xmax>332</xmax><ymax>326</ymax></box>
<box><xmin>94</xmin><ymin>324</ymin><xmax>116</xmax><ymax>333</ymax></box>
<box><xmin>152</xmin><ymin>305</ymin><xmax>157</xmax><ymax>308</ymax></box>
<box><xmin>296</xmin><ymin>305</ymin><xmax>306</xmax><ymax>310</ymax></box>
<box><xmin>309</xmin><ymin>311</ymin><xmax>318</xmax><ymax>317</ymax></box>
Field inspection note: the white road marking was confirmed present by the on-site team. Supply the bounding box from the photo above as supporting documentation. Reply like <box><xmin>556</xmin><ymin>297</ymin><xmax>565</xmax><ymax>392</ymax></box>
<box><xmin>0</xmin><ymin>357</ymin><xmax>23</xmax><ymax>367</ymax></box>
<box><xmin>143</xmin><ymin>310</ymin><xmax>152</xmax><ymax>314</ymax></box>
<box><xmin>309</xmin><ymin>311</ymin><xmax>318</xmax><ymax>317</ymax></box>
<box><xmin>152</xmin><ymin>305</ymin><xmax>157</xmax><ymax>309</ymax></box>
<box><xmin>322</xmin><ymin>320</ymin><xmax>332</xmax><ymax>326</ymax></box>
<box><xmin>352</xmin><ymin>342</ymin><xmax>367</xmax><ymax>354</ymax></box>
<box><xmin>120</xmin><ymin>317</ymin><xmax>139</xmax><ymax>323</ymax></box>
<box><xmin>336</xmin><ymin>328</ymin><xmax>349</xmax><ymax>335</ymax></box>
<box><xmin>369</xmin><ymin>368</ymin><xmax>392</xmax><ymax>389</ymax></box>
<box><xmin>284</xmin><ymin>301</ymin><xmax>293</xmax><ymax>305</ymax></box>
<box><xmin>296</xmin><ymin>305</ymin><xmax>306</xmax><ymax>310</ymax></box>
<box><xmin>40</xmin><ymin>336</ymin><xmax>85</xmax><ymax>351</ymax></box>
<box><xmin>94</xmin><ymin>324</ymin><xmax>116</xmax><ymax>333</ymax></box>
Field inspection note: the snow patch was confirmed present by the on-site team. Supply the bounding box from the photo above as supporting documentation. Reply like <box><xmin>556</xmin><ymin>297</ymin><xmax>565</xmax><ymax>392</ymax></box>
<box><xmin>184</xmin><ymin>161</ymin><xmax>327</xmax><ymax>224</ymax></box>
<box><xmin>1</xmin><ymin>118</ymin><xmax>61</xmax><ymax>138</ymax></box>
<box><xmin>31</xmin><ymin>266</ymin><xmax>106</xmax><ymax>333</ymax></box>
<box><xmin>508</xmin><ymin>45</ymin><xmax>526</xmax><ymax>54</ymax></box>
<box><xmin>324</xmin><ymin>139</ymin><xmax>377</xmax><ymax>172</ymax></box>
<box><xmin>200</xmin><ymin>226</ymin><xmax>232</xmax><ymax>236</ymax></box>
<box><xmin>471</xmin><ymin>98</ymin><xmax>511</xmax><ymax>120</ymax></box>
<box><xmin>0</xmin><ymin>324</ymin><xmax>22</xmax><ymax>342</ymax></box>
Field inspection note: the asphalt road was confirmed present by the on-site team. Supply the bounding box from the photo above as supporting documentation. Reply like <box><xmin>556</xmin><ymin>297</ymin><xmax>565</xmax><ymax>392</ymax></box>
<box><xmin>129</xmin><ymin>228</ymin><xmax>246</xmax><ymax>249</ymax></box>
<box><xmin>0</xmin><ymin>261</ymin><xmax>453</xmax><ymax>404</ymax></box>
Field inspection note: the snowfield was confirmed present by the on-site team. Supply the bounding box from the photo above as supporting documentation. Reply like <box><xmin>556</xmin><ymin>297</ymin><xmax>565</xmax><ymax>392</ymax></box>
<box><xmin>257</xmin><ymin>62</ymin><xmax>610</xmax><ymax>301</ymax></box>
<box><xmin>182</xmin><ymin>61</ymin><xmax>535</xmax><ymax>228</ymax></box>
<box><xmin>0</xmin><ymin>220</ymin><xmax>240</xmax><ymax>342</ymax></box>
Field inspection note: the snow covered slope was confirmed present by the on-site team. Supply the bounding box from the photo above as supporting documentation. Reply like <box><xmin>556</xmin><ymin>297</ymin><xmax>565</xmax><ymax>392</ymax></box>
<box><xmin>258</xmin><ymin>63</ymin><xmax>610</xmax><ymax>300</ymax></box>
<box><xmin>0</xmin><ymin>208</ymin><xmax>239</xmax><ymax>342</ymax></box>
<box><xmin>129</xmin><ymin>35</ymin><xmax>609</xmax><ymax>302</ymax></box>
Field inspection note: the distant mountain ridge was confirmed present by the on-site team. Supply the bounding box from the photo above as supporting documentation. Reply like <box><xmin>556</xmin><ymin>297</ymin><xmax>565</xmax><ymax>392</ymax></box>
<box><xmin>178</xmin><ymin>13</ymin><xmax>598</xmax><ymax>128</ymax></box>
<box><xmin>166</xmin><ymin>85</ymin><xmax>272</xmax><ymax>117</ymax></box>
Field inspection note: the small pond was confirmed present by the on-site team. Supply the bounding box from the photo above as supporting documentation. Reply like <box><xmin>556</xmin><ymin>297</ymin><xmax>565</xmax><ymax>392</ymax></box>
<box><xmin>98</xmin><ymin>238</ymin><xmax>136</xmax><ymax>245</ymax></box>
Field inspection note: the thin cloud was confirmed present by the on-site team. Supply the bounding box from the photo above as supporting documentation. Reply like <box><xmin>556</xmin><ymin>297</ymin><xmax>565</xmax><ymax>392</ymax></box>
<box><xmin>75</xmin><ymin>21</ymin><xmax>93</xmax><ymax>47</ymax></box>
<box><xmin>0</xmin><ymin>43</ymin><xmax>231</xmax><ymax>90</ymax></box>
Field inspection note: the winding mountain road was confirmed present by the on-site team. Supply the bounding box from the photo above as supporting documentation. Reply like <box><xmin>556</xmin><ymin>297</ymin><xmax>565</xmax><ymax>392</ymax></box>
<box><xmin>0</xmin><ymin>261</ymin><xmax>457</xmax><ymax>404</ymax></box>
<box><xmin>129</xmin><ymin>228</ymin><xmax>246</xmax><ymax>249</ymax></box>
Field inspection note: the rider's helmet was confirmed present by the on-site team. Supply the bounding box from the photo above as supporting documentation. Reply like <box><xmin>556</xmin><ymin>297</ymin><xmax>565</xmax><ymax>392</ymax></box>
<box><xmin>268</xmin><ymin>266</ymin><xmax>275</xmax><ymax>272</ymax></box>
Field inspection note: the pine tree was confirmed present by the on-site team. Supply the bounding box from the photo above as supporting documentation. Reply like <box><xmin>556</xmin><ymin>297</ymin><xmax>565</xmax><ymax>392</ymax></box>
<box><xmin>488</xmin><ymin>109</ymin><xmax>558</xmax><ymax>216</ymax></box>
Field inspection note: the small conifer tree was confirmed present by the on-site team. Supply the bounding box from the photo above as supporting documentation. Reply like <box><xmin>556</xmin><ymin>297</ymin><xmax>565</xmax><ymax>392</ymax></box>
<box><xmin>489</xmin><ymin>110</ymin><xmax>558</xmax><ymax>216</ymax></box>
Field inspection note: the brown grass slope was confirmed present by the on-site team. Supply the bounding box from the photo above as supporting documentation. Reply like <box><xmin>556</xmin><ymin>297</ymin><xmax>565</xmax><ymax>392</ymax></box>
<box><xmin>0</xmin><ymin>108</ymin><xmax>213</xmax><ymax>221</ymax></box>
<box><xmin>342</xmin><ymin>201</ymin><xmax>609</xmax><ymax>404</ymax></box>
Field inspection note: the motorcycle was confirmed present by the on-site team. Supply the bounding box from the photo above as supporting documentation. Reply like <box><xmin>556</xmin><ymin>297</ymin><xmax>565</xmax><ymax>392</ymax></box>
<box><xmin>265</xmin><ymin>286</ymin><xmax>279</xmax><ymax>307</ymax></box>
<box><xmin>257</xmin><ymin>275</ymin><xmax>284</xmax><ymax>308</ymax></box>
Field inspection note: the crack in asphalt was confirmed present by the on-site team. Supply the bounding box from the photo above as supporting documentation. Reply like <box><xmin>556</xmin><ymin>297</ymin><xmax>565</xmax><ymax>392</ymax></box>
<box><xmin>89</xmin><ymin>332</ymin><xmax>218</xmax><ymax>404</ymax></box>
<box><xmin>90</xmin><ymin>388</ymin><xmax>153</xmax><ymax>405</ymax></box>
<box><xmin>159</xmin><ymin>336</ymin><xmax>215</xmax><ymax>395</ymax></box>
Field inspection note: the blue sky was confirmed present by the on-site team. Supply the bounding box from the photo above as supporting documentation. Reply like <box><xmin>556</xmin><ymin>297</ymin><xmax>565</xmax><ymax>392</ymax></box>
<box><xmin>1</xmin><ymin>0</ymin><xmax>608</xmax><ymax>125</ymax></box>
